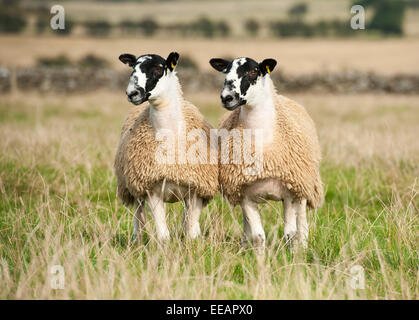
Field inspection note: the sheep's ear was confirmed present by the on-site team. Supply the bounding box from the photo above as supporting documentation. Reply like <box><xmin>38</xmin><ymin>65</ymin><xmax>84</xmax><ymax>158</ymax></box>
<box><xmin>119</xmin><ymin>54</ymin><xmax>137</xmax><ymax>67</ymax></box>
<box><xmin>166</xmin><ymin>52</ymin><xmax>180</xmax><ymax>71</ymax></box>
<box><xmin>209</xmin><ymin>58</ymin><xmax>230</xmax><ymax>73</ymax></box>
<box><xmin>259</xmin><ymin>58</ymin><xmax>277</xmax><ymax>75</ymax></box>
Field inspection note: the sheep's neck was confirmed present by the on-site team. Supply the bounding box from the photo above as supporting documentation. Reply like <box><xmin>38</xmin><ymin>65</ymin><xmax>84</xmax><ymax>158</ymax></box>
<box><xmin>149</xmin><ymin>86</ymin><xmax>184</xmax><ymax>134</ymax></box>
<box><xmin>239</xmin><ymin>79</ymin><xmax>276</xmax><ymax>145</ymax></box>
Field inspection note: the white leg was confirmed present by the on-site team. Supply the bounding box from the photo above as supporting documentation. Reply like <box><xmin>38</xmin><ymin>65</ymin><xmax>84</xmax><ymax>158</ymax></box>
<box><xmin>241</xmin><ymin>197</ymin><xmax>265</xmax><ymax>251</ymax></box>
<box><xmin>133</xmin><ymin>200</ymin><xmax>147</xmax><ymax>243</ymax></box>
<box><xmin>283</xmin><ymin>197</ymin><xmax>297</xmax><ymax>249</ymax></box>
<box><xmin>146</xmin><ymin>191</ymin><xmax>169</xmax><ymax>241</ymax></box>
<box><xmin>184</xmin><ymin>194</ymin><xmax>202</xmax><ymax>239</ymax></box>
<box><xmin>296</xmin><ymin>199</ymin><xmax>308</xmax><ymax>248</ymax></box>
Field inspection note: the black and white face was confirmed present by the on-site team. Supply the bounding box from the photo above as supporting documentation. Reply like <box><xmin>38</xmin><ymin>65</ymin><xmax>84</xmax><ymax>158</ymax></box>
<box><xmin>209</xmin><ymin>57</ymin><xmax>277</xmax><ymax>110</ymax></box>
<box><xmin>119</xmin><ymin>52</ymin><xmax>179</xmax><ymax>105</ymax></box>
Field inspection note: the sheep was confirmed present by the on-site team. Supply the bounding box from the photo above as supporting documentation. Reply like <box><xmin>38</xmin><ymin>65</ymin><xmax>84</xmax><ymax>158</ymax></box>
<box><xmin>209</xmin><ymin>57</ymin><xmax>323</xmax><ymax>251</ymax></box>
<box><xmin>115</xmin><ymin>52</ymin><xmax>218</xmax><ymax>242</ymax></box>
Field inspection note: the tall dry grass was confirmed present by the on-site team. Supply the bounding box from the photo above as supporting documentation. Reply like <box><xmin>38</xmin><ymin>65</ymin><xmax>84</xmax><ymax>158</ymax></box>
<box><xmin>0</xmin><ymin>91</ymin><xmax>418</xmax><ymax>299</ymax></box>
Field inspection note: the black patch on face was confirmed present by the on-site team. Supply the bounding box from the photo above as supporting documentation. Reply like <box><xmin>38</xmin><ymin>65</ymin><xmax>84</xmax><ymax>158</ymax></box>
<box><xmin>135</xmin><ymin>54</ymin><xmax>167</xmax><ymax>94</ymax></box>
<box><xmin>224</xmin><ymin>79</ymin><xmax>235</xmax><ymax>91</ymax></box>
<box><xmin>236</xmin><ymin>58</ymin><xmax>260</xmax><ymax>97</ymax></box>
<box><xmin>224</xmin><ymin>62</ymin><xmax>233</xmax><ymax>74</ymax></box>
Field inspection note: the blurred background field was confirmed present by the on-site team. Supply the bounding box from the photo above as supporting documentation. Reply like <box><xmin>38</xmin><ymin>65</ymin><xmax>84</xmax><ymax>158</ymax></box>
<box><xmin>1</xmin><ymin>0</ymin><xmax>419</xmax><ymax>74</ymax></box>
<box><xmin>2</xmin><ymin>36</ymin><xmax>419</xmax><ymax>74</ymax></box>
<box><xmin>6</xmin><ymin>0</ymin><xmax>419</xmax><ymax>37</ymax></box>
<box><xmin>0</xmin><ymin>0</ymin><xmax>418</xmax><ymax>299</ymax></box>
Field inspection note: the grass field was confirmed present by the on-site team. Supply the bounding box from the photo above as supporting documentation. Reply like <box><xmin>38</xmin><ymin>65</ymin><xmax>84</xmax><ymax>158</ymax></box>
<box><xmin>2</xmin><ymin>35</ymin><xmax>419</xmax><ymax>75</ymax></box>
<box><xmin>0</xmin><ymin>91</ymin><xmax>418</xmax><ymax>299</ymax></box>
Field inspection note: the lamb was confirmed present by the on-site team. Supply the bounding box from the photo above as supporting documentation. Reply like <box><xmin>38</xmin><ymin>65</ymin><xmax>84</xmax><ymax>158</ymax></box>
<box><xmin>115</xmin><ymin>52</ymin><xmax>218</xmax><ymax>242</ymax></box>
<box><xmin>209</xmin><ymin>57</ymin><xmax>323</xmax><ymax>251</ymax></box>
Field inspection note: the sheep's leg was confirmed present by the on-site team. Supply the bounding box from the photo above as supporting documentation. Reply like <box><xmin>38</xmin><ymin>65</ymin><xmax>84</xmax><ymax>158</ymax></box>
<box><xmin>184</xmin><ymin>194</ymin><xmax>202</xmax><ymax>239</ymax></box>
<box><xmin>146</xmin><ymin>192</ymin><xmax>169</xmax><ymax>241</ymax></box>
<box><xmin>132</xmin><ymin>200</ymin><xmax>147</xmax><ymax>243</ymax></box>
<box><xmin>296</xmin><ymin>199</ymin><xmax>308</xmax><ymax>249</ymax></box>
<box><xmin>241</xmin><ymin>210</ymin><xmax>251</xmax><ymax>248</ymax></box>
<box><xmin>241</xmin><ymin>197</ymin><xmax>265</xmax><ymax>252</ymax></box>
<box><xmin>283</xmin><ymin>197</ymin><xmax>297</xmax><ymax>250</ymax></box>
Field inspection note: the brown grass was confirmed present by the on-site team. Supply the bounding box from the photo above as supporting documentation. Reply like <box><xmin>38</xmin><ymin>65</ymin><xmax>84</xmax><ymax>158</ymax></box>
<box><xmin>1</xmin><ymin>35</ymin><xmax>419</xmax><ymax>75</ymax></box>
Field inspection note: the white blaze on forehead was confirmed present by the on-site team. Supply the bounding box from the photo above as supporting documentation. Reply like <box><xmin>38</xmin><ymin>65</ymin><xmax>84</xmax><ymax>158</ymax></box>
<box><xmin>223</xmin><ymin>58</ymin><xmax>247</xmax><ymax>98</ymax></box>
<box><xmin>136</xmin><ymin>55</ymin><xmax>152</xmax><ymax>64</ymax></box>
<box><xmin>132</xmin><ymin>55</ymin><xmax>152</xmax><ymax>90</ymax></box>
<box><xmin>226</xmin><ymin>58</ymin><xmax>246</xmax><ymax>79</ymax></box>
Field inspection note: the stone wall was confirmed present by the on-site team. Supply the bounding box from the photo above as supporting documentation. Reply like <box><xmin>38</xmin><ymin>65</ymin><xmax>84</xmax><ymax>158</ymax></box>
<box><xmin>0</xmin><ymin>67</ymin><xmax>418</xmax><ymax>94</ymax></box>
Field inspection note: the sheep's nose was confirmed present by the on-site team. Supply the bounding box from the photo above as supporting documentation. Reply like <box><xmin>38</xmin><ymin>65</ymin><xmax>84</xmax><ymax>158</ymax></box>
<box><xmin>221</xmin><ymin>95</ymin><xmax>233</xmax><ymax>104</ymax></box>
<box><xmin>127</xmin><ymin>91</ymin><xmax>138</xmax><ymax>99</ymax></box>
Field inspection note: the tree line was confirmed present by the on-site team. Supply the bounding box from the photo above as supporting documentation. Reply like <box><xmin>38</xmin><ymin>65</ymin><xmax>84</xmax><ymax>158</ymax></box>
<box><xmin>0</xmin><ymin>1</ymin><xmax>412</xmax><ymax>37</ymax></box>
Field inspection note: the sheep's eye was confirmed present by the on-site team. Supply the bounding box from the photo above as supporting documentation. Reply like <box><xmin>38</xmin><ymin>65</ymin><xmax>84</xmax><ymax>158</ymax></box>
<box><xmin>248</xmin><ymin>70</ymin><xmax>258</xmax><ymax>80</ymax></box>
<box><xmin>153</xmin><ymin>66</ymin><xmax>164</xmax><ymax>77</ymax></box>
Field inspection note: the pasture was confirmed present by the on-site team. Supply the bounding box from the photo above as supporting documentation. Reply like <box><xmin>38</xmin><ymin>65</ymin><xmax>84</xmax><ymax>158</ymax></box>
<box><xmin>0</xmin><ymin>91</ymin><xmax>417</xmax><ymax>299</ymax></box>
<box><xmin>1</xmin><ymin>36</ymin><xmax>419</xmax><ymax>75</ymax></box>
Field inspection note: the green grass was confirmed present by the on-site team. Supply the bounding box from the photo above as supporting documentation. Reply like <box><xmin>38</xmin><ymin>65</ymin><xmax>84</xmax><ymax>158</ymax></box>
<box><xmin>0</xmin><ymin>93</ymin><xmax>418</xmax><ymax>299</ymax></box>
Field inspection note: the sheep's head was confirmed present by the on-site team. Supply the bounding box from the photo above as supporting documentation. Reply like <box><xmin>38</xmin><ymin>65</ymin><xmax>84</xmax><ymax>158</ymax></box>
<box><xmin>119</xmin><ymin>52</ymin><xmax>179</xmax><ymax>105</ymax></box>
<box><xmin>209</xmin><ymin>57</ymin><xmax>277</xmax><ymax>110</ymax></box>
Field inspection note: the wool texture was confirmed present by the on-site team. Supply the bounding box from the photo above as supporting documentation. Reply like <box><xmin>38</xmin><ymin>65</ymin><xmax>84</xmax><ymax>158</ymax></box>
<box><xmin>218</xmin><ymin>94</ymin><xmax>323</xmax><ymax>209</ymax></box>
<box><xmin>115</xmin><ymin>101</ymin><xmax>219</xmax><ymax>206</ymax></box>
